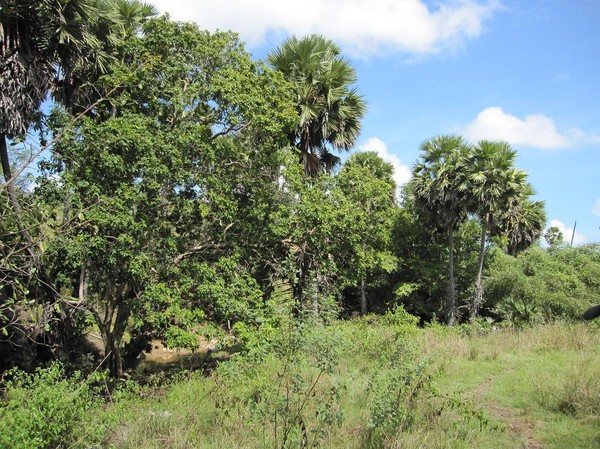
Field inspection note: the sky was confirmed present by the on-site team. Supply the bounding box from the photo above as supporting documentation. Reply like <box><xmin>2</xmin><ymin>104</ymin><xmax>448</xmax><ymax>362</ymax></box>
<box><xmin>150</xmin><ymin>0</ymin><xmax>600</xmax><ymax>244</ymax></box>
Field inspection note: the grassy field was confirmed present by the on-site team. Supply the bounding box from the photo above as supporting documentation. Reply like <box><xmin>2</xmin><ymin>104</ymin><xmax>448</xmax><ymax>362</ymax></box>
<box><xmin>422</xmin><ymin>322</ymin><xmax>600</xmax><ymax>449</ymax></box>
<box><xmin>2</xmin><ymin>316</ymin><xmax>598</xmax><ymax>448</ymax></box>
<box><xmin>97</xmin><ymin>318</ymin><xmax>599</xmax><ymax>449</ymax></box>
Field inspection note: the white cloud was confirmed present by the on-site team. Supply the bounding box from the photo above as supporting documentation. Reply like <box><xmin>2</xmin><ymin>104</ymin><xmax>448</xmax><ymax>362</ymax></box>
<box><xmin>150</xmin><ymin>0</ymin><xmax>500</xmax><ymax>57</ymax></box>
<box><xmin>463</xmin><ymin>107</ymin><xmax>600</xmax><ymax>149</ymax></box>
<box><xmin>565</xmin><ymin>127</ymin><xmax>600</xmax><ymax>146</ymax></box>
<box><xmin>592</xmin><ymin>200</ymin><xmax>600</xmax><ymax>217</ymax></box>
<box><xmin>548</xmin><ymin>219</ymin><xmax>587</xmax><ymax>246</ymax></box>
<box><xmin>463</xmin><ymin>107</ymin><xmax>570</xmax><ymax>149</ymax></box>
<box><xmin>359</xmin><ymin>137</ymin><xmax>412</xmax><ymax>191</ymax></box>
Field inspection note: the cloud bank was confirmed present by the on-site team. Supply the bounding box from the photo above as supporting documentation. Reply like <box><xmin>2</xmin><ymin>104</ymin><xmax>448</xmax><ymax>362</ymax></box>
<box><xmin>359</xmin><ymin>137</ymin><xmax>412</xmax><ymax>191</ymax></box>
<box><xmin>150</xmin><ymin>0</ymin><xmax>500</xmax><ymax>56</ymax></box>
<box><xmin>463</xmin><ymin>107</ymin><xmax>600</xmax><ymax>149</ymax></box>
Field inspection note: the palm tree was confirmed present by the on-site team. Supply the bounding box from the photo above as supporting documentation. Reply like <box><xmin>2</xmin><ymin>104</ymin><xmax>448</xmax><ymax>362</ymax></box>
<box><xmin>344</xmin><ymin>151</ymin><xmax>395</xmax><ymax>185</ymax></box>
<box><xmin>494</xmin><ymin>183</ymin><xmax>546</xmax><ymax>256</ymax></box>
<box><xmin>110</xmin><ymin>0</ymin><xmax>158</xmax><ymax>30</ymax></box>
<box><xmin>52</xmin><ymin>0</ymin><xmax>158</xmax><ymax>111</ymax></box>
<box><xmin>466</xmin><ymin>140</ymin><xmax>526</xmax><ymax>321</ymax></box>
<box><xmin>544</xmin><ymin>226</ymin><xmax>563</xmax><ymax>246</ymax></box>
<box><xmin>411</xmin><ymin>135</ymin><xmax>471</xmax><ymax>325</ymax></box>
<box><xmin>1</xmin><ymin>0</ymin><xmax>156</xmax><ymax>141</ymax></box>
<box><xmin>268</xmin><ymin>35</ymin><xmax>366</xmax><ymax>176</ymax></box>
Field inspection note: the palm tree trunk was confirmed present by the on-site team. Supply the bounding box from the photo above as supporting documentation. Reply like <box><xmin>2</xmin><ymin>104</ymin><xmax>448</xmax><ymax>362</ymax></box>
<box><xmin>470</xmin><ymin>224</ymin><xmax>487</xmax><ymax>323</ymax></box>
<box><xmin>447</xmin><ymin>225</ymin><xmax>457</xmax><ymax>326</ymax></box>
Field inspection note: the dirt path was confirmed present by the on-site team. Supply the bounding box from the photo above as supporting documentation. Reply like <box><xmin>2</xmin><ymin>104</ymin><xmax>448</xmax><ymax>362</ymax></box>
<box><xmin>468</xmin><ymin>372</ymin><xmax>543</xmax><ymax>449</ymax></box>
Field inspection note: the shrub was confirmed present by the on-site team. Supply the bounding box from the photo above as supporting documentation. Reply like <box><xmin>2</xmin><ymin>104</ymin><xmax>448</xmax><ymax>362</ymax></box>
<box><xmin>0</xmin><ymin>363</ymin><xmax>106</xmax><ymax>449</ymax></box>
<box><xmin>486</xmin><ymin>246</ymin><xmax>600</xmax><ymax>324</ymax></box>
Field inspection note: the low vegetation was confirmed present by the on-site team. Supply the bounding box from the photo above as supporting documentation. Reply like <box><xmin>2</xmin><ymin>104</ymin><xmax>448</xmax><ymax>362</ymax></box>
<box><xmin>1</xmin><ymin>316</ymin><xmax>598</xmax><ymax>448</ymax></box>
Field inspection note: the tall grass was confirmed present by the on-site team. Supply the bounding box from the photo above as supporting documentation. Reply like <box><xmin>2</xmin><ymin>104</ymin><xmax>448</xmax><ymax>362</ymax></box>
<box><xmin>104</xmin><ymin>310</ymin><xmax>509</xmax><ymax>449</ymax></box>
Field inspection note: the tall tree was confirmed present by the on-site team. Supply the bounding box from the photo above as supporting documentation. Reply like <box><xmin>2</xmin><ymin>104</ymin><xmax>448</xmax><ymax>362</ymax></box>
<box><xmin>466</xmin><ymin>140</ymin><xmax>527</xmax><ymax>321</ymax></box>
<box><xmin>410</xmin><ymin>135</ymin><xmax>470</xmax><ymax>325</ymax></box>
<box><xmin>343</xmin><ymin>150</ymin><xmax>395</xmax><ymax>184</ymax></box>
<box><xmin>40</xmin><ymin>18</ymin><xmax>296</xmax><ymax>377</ymax></box>
<box><xmin>0</xmin><ymin>1</ymin><xmax>156</xmax><ymax>372</ymax></box>
<box><xmin>1</xmin><ymin>0</ymin><xmax>155</xmax><ymax>255</ymax></box>
<box><xmin>544</xmin><ymin>225</ymin><xmax>563</xmax><ymax>246</ymax></box>
<box><xmin>338</xmin><ymin>151</ymin><xmax>396</xmax><ymax>314</ymax></box>
<box><xmin>268</xmin><ymin>34</ymin><xmax>366</xmax><ymax>176</ymax></box>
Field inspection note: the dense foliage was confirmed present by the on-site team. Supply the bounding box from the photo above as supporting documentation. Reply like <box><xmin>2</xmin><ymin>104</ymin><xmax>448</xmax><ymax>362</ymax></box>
<box><xmin>486</xmin><ymin>244</ymin><xmax>600</xmax><ymax>324</ymax></box>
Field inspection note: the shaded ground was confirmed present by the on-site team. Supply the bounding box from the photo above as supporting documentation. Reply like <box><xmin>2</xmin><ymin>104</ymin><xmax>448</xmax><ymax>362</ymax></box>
<box><xmin>86</xmin><ymin>333</ymin><xmax>230</xmax><ymax>381</ymax></box>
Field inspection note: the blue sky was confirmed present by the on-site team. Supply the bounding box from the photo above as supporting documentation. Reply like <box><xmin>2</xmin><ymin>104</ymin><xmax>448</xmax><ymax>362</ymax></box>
<box><xmin>150</xmin><ymin>0</ymin><xmax>600</xmax><ymax>244</ymax></box>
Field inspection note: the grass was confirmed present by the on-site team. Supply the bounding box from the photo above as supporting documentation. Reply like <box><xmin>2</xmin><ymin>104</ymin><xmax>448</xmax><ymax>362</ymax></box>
<box><xmin>2</xmin><ymin>317</ymin><xmax>598</xmax><ymax>448</ymax></box>
<box><xmin>425</xmin><ymin>322</ymin><xmax>600</xmax><ymax>449</ymax></box>
<box><xmin>101</xmin><ymin>320</ymin><xmax>600</xmax><ymax>448</ymax></box>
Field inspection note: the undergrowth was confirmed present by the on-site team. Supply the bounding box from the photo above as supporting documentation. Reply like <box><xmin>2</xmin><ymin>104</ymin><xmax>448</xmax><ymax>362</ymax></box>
<box><xmin>1</xmin><ymin>314</ymin><xmax>597</xmax><ymax>448</ymax></box>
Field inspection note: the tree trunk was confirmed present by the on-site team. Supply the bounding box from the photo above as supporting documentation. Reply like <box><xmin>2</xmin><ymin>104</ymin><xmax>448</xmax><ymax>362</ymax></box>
<box><xmin>0</xmin><ymin>133</ymin><xmax>38</xmax><ymax>265</ymax></box>
<box><xmin>104</xmin><ymin>335</ymin><xmax>123</xmax><ymax>379</ymax></box>
<box><xmin>98</xmin><ymin>301</ymin><xmax>130</xmax><ymax>378</ymax></box>
<box><xmin>360</xmin><ymin>241</ymin><xmax>367</xmax><ymax>315</ymax></box>
<box><xmin>447</xmin><ymin>225</ymin><xmax>457</xmax><ymax>326</ymax></box>
<box><xmin>470</xmin><ymin>225</ymin><xmax>487</xmax><ymax>323</ymax></box>
<box><xmin>293</xmin><ymin>252</ymin><xmax>310</xmax><ymax>315</ymax></box>
<box><xmin>360</xmin><ymin>277</ymin><xmax>367</xmax><ymax>315</ymax></box>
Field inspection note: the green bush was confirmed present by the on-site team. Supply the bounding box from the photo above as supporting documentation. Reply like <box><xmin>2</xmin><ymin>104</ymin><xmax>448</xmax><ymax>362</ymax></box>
<box><xmin>486</xmin><ymin>245</ymin><xmax>600</xmax><ymax>324</ymax></box>
<box><xmin>0</xmin><ymin>363</ymin><xmax>106</xmax><ymax>449</ymax></box>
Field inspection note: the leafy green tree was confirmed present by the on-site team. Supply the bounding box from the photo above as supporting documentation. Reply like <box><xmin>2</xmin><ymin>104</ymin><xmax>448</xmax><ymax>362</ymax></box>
<box><xmin>391</xmin><ymin>199</ymin><xmax>480</xmax><ymax>322</ymax></box>
<box><xmin>409</xmin><ymin>135</ymin><xmax>471</xmax><ymax>325</ymax></box>
<box><xmin>337</xmin><ymin>152</ymin><xmax>397</xmax><ymax>314</ymax></box>
<box><xmin>486</xmin><ymin>244</ymin><xmax>600</xmax><ymax>324</ymax></box>
<box><xmin>268</xmin><ymin>35</ymin><xmax>366</xmax><ymax>176</ymax></box>
<box><xmin>272</xmin><ymin>162</ymin><xmax>349</xmax><ymax>317</ymax></box>
<box><xmin>1</xmin><ymin>0</ymin><xmax>157</xmax><ymax>371</ymax></box>
<box><xmin>37</xmin><ymin>18</ymin><xmax>296</xmax><ymax>376</ymax></box>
